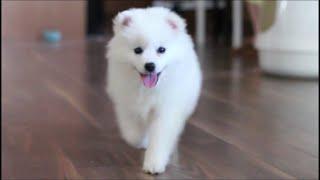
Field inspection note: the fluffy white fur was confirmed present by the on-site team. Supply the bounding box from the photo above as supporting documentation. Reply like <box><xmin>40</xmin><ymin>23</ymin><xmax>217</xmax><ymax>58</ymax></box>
<box><xmin>106</xmin><ymin>7</ymin><xmax>202</xmax><ymax>174</ymax></box>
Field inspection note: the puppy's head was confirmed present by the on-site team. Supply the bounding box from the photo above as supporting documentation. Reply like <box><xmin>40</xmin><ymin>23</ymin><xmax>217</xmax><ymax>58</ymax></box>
<box><xmin>108</xmin><ymin>7</ymin><xmax>188</xmax><ymax>88</ymax></box>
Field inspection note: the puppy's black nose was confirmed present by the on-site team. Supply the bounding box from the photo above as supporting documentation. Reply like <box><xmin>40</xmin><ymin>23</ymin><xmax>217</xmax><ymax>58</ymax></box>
<box><xmin>144</xmin><ymin>62</ymin><xmax>155</xmax><ymax>72</ymax></box>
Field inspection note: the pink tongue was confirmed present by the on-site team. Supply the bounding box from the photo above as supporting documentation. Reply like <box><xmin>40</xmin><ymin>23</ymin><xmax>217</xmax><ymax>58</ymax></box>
<box><xmin>141</xmin><ymin>73</ymin><xmax>158</xmax><ymax>88</ymax></box>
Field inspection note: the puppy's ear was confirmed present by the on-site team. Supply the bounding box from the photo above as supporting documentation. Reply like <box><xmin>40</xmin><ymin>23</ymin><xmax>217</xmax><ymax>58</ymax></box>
<box><xmin>113</xmin><ymin>10</ymin><xmax>133</xmax><ymax>33</ymax></box>
<box><xmin>166</xmin><ymin>12</ymin><xmax>186</xmax><ymax>32</ymax></box>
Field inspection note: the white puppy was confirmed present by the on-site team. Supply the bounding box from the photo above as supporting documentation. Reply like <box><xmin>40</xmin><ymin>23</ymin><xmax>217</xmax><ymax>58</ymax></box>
<box><xmin>106</xmin><ymin>7</ymin><xmax>202</xmax><ymax>174</ymax></box>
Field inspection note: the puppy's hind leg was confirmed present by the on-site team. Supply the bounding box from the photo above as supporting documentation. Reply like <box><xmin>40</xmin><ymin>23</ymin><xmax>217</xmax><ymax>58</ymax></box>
<box><xmin>115</xmin><ymin>106</ymin><xmax>147</xmax><ymax>149</ymax></box>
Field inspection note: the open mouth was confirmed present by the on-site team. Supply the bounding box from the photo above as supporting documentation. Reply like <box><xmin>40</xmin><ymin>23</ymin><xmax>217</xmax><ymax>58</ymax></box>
<box><xmin>139</xmin><ymin>72</ymin><xmax>161</xmax><ymax>88</ymax></box>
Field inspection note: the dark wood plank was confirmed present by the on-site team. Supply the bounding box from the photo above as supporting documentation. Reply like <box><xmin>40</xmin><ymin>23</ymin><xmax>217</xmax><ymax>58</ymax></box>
<box><xmin>2</xmin><ymin>39</ymin><xmax>318</xmax><ymax>179</ymax></box>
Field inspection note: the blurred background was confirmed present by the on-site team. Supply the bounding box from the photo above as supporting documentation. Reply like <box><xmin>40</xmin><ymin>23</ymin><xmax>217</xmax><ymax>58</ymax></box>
<box><xmin>2</xmin><ymin>0</ymin><xmax>318</xmax><ymax>77</ymax></box>
<box><xmin>1</xmin><ymin>1</ymin><xmax>274</xmax><ymax>47</ymax></box>
<box><xmin>2</xmin><ymin>0</ymin><xmax>319</xmax><ymax>179</ymax></box>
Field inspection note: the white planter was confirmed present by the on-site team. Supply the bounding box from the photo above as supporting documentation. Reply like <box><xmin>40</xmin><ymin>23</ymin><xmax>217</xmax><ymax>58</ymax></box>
<box><xmin>255</xmin><ymin>1</ymin><xmax>319</xmax><ymax>78</ymax></box>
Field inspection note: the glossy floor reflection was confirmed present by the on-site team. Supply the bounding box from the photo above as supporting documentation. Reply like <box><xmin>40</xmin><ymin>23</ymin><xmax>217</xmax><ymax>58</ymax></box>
<box><xmin>2</xmin><ymin>38</ymin><xmax>318</xmax><ymax>179</ymax></box>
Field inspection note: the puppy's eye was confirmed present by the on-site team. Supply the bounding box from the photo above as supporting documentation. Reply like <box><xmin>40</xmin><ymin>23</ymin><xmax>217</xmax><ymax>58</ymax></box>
<box><xmin>134</xmin><ymin>47</ymin><xmax>143</xmax><ymax>54</ymax></box>
<box><xmin>157</xmin><ymin>47</ymin><xmax>166</xmax><ymax>54</ymax></box>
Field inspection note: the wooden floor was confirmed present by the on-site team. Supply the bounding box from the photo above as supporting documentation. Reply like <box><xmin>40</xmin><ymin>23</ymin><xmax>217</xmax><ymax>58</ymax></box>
<box><xmin>2</xmin><ymin>38</ymin><xmax>319</xmax><ymax>179</ymax></box>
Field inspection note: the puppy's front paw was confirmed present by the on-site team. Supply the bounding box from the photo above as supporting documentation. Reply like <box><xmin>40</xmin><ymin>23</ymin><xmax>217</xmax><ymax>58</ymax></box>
<box><xmin>142</xmin><ymin>158</ymin><xmax>166</xmax><ymax>175</ymax></box>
